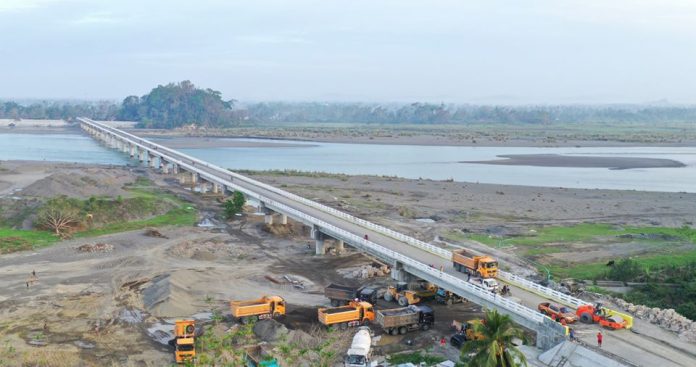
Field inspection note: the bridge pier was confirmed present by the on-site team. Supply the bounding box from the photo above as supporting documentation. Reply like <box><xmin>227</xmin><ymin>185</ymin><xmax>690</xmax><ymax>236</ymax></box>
<box><xmin>129</xmin><ymin>144</ymin><xmax>136</xmax><ymax>158</ymax></box>
<box><xmin>212</xmin><ymin>182</ymin><xmax>222</xmax><ymax>194</ymax></box>
<box><xmin>390</xmin><ymin>262</ymin><xmax>413</xmax><ymax>283</ymax></box>
<box><xmin>335</xmin><ymin>240</ymin><xmax>345</xmax><ymax>253</ymax></box>
<box><xmin>311</xmin><ymin>225</ymin><xmax>326</xmax><ymax>255</ymax></box>
<box><xmin>280</xmin><ymin>214</ymin><xmax>288</xmax><ymax>225</ymax></box>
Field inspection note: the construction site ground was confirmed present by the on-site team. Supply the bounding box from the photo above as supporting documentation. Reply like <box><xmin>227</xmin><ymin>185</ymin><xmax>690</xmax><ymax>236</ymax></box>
<box><xmin>0</xmin><ymin>165</ymin><xmax>481</xmax><ymax>366</ymax></box>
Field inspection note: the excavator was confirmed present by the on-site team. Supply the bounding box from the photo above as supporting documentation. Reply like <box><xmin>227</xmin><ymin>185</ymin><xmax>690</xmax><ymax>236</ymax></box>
<box><xmin>384</xmin><ymin>281</ymin><xmax>437</xmax><ymax>306</ymax></box>
<box><xmin>576</xmin><ymin>303</ymin><xmax>629</xmax><ymax>330</ymax></box>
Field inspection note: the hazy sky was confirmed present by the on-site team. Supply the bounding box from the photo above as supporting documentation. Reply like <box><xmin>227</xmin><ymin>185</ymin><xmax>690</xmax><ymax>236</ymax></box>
<box><xmin>2</xmin><ymin>0</ymin><xmax>696</xmax><ymax>104</ymax></box>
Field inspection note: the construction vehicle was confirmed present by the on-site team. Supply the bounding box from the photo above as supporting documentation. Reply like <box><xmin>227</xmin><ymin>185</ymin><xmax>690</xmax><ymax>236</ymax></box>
<box><xmin>576</xmin><ymin>303</ymin><xmax>629</xmax><ymax>330</ymax></box>
<box><xmin>384</xmin><ymin>281</ymin><xmax>437</xmax><ymax>306</ymax></box>
<box><xmin>344</xmin><ymin>326</ymin><xmax>372</xmax><ymax>367</ymax></box>
<box><xmin>245</xmin><ymin>344</ymin><xmax>279</xmax><ymax>367</ymax></box>
<box><xmin>325</xmin><ymin>283</ymin><xmax>378</xmax><ymax>306</ymax></box>
<box><xmin>230</xmin><ymin>296</ymin><xmax>286</xmax><ymax>324</ymax></box>
<box><xmin>470</xmin><ymin>277</ymin><xmax>499</xmax><ymax>293</ymax></box>
<box><xmin>435</xmin><ymin>288</ymin><xmax>465</xmax><ymax>305</ymax></box>
<box><xmin>452</xmin><ymin>249</ymin><xmax>498</xmax><ymax>278</ymax></box>
<box><xmin>450</xmin><ymin>319</ymin><xmax>486</xmax><ymax>348</ymax></box>
<box><xmin>376</xmin><ymin>305</ymin><xmax>434</xmax><ymax>335</ymax></box>
<box><xmin>538</xmin><ymin>302</ymin><xmax>578</xmax><ymax>324</ymax></box>
<box><xmin>174</xmin><ymin>320</ymin><xmax>196</xmax><ymax>364</ymax></box>
<box><xmin>318</xmin><ymin>301</ymin><xmax>375</xmax><ymax>329</ymax></box>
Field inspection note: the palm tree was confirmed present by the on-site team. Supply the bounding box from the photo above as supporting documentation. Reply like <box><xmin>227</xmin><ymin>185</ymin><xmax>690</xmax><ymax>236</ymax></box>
<box><xmin>460</xmin><ymin>309</ymin><xmax>528</xmax><ymax>367</ymax></box>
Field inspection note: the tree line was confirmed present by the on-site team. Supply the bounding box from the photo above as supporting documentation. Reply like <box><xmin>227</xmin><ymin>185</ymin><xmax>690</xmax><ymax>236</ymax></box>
<box><xmin>4</xmin><ymin>80</ymin><xmax>696</xmax><ymax>127</ymax></box>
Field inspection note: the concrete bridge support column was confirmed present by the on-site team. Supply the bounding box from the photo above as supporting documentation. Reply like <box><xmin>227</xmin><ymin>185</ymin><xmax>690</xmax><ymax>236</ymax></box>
<box><xmin>280</xmin><ymin>214</ymin><xmax>288</xmax><ymax>225</ymax></box>
<box><xmin>212</xmin><ymin>182</ymin><xmax>222</xmax><ymax>194</ymax></box>
<box><xmin>335</xmin><ymin>240</ymin><xmax>345</xmax><ymax>254</ymax></box>
<box><xmin>171</xmin><ymin>164</ymin><xmax>179</xmax><ymax>175</ymax></box>
<box><xmin>390</xmin><ymin>262</ymin><xmax>412</xmax><ymax>283</ymax></box>
<box><xmin>161</xmin><ymin>161</ymin><xmax>170</xmax><ymax>174</ymax></box>
<box><xmin>129</xmin><ymin>145</ymin><xmax>135</xmax><ymax>158</ymax></box>
<box><xmin>148</xmin><ymin>154</ymin><xmax>157</xmax><ymax>168</ymax></box>
<box><xmin>138</xmin><ymin>149</ymin><xmax>145</xmax><ymax>163</ymax></box>
<box><xmin>312</xmin><ymin>225</ymin><xmax>326</xmax><ymax>255</ymax></box>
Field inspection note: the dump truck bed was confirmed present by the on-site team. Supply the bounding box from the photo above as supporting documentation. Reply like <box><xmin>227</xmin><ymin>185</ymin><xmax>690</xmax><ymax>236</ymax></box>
<box><xmin>230</xmin><ymin>298</ymin><xmax>272</xmax><ymax>317</ymax></box>
<box><xmin>324</xmin><ymin>283</ymin><xmax>356</xmax><ymax>300</ymax></box>
<box><xmin>376</xmin><ymin>307</ymin><xmax>420</xmax><ymax>328</ymax></box>
<box><xmin>318</xmin><ymin>307</ymin><xmax>360</xmax><ymax>325</ymax></box>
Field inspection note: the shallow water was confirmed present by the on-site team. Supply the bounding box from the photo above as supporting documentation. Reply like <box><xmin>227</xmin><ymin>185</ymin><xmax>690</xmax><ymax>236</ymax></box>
<box><xmin>1</xmin><ymin>132</ymin><xmax>695</xmax><ymax>193</ymax></box>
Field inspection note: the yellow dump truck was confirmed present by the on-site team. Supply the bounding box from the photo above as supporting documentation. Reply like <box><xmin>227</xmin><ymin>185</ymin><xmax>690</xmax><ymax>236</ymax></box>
<box><xmin>230</xmin><ymin>295</ymin><xmax>286</xmax><ymax>324</ymax></box>
<box><xmin>318</xmin><ymin>301</ymin><xmax>375</xmax><ymax>329</ymax></box>
<box><xmin>452</xmin><ymin>249</ymin><xmax>498</xmax><ymax>278</ymax></box>
<box><xmin>174</xmin><ymin>320</ymin><xmax>196</xmax><ymax>364</ymax></box>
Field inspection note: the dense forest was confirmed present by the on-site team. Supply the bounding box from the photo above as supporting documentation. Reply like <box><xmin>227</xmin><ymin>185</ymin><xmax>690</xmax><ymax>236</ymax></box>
<box><xmin>3</xmin><ymin>80</ymin><xmax>696</xmax><ymax>127</ymax></box>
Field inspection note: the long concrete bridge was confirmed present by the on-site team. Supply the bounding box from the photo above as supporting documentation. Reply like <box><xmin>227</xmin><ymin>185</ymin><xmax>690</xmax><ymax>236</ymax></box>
<box><xmin>78</xmin><ymin>118</ymin><xmax>696</xmax><ymax>366</ymax></box>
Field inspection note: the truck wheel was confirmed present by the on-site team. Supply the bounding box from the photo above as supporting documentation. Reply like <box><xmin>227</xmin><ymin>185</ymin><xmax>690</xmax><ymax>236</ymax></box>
<box><xmin>241</xmin><ymin>317</ymin><xmax>249</xmax><ymax>325</ymax></box>
<box><xmin>580</xmin><ymin>312</ymin><xmax>593</xmax><ymax>324</ymax></box>
<box><xmin>384</xmin><ymin>292</ymin><xmax>393</xmax><ymax>302</ymax></box>
<box><xmin>398</xmin><ymin>327</ymin><xmax>407</xmax><ymax>335</ymax></box>
<box><xmin>273</xmin><ymin>312</ymin><xmax>281</xmax><ymax>318</ymax></box>
<box><xmin>339</xmin><ymin>323</ymin><xmax>348</xmax><ymax>330</ymax></box>
<box><xmin>361</xmin><ymin>319</ymin><xmax>370</xmax><ymax>326</ymax></box>
<box><xmin>421</xmin><ymin>323</ymin><xmax>430</xmax><ymax>331</ymax></box>
<box><xmin>331</xmin><ymin>299</ymin><xmax>339</xmax><ymax>307</ymax></box>
<box><xmin>398</xmin><ymin>297</ymin><xmax>409</xmax><ymax>306</ymax></box>
<box><xmin>389</xmin><ymin>328</ymin><xmax>398</xmax><ymax>336</ymax></box>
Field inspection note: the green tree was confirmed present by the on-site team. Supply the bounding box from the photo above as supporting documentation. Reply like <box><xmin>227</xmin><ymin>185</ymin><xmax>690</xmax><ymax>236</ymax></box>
<box><xmin>222</xmin><ymin>191</ymin><xmax>246</xmax><ymax>219</ymax></box>
<box><xmin>461</xmin><ymin>309</ymin><xmax>527</xmax><ymax>367</ymax></box>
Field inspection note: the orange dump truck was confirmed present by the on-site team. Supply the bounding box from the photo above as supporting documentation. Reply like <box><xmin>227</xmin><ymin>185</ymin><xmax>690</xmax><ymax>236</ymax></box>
<box><xmin>318</xmin><ymin>301</ymin><xmax>375</xmax><ymax>329</ymax></box>
<box><xmin>230</xmin><ymin>296</ymin><xmax>286</xmax><ymax>324</ymax></box>
<box><xmin>452</xmin><ymin>249</ymin><xmax>498</xmax><ymax>278</ymax></box>
<box><xmin>174</xmin><ymin>320</ymin><xmax>196</xmax><ymax>364</ymax></box>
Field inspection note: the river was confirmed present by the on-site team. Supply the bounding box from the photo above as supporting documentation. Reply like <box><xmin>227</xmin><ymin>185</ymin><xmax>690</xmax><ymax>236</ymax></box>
<box><xmin>1</xmin><ymin>132</ymin><xmax>695</xmax><ymax>193</ymax></box>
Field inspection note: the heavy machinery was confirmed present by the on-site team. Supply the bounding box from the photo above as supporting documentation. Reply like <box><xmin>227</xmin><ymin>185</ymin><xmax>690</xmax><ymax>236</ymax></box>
<box><xmin>436</xmin><ymin>288</ymin><xmax>465</xmax><ymax>305</ymax></box>
<box><xmin>384</xmin><ymin>281</ymin><xmax>437</xmax><ymax>306</ymax></box>
<box><xmin>318</xmin><ymin>301</ymin><xmax>375</xmax><ymax>329</ymax></box>
<box><xmin>230</xmin><ymin>295</ymin><xmax>286</xmax><ymax>324</ymax></box>
<box><xmin>452</xmin><ymin>249</ymin><xmax>498</xmax><ymax>278</ymax></box>
<box><xmin>344</xmin><ymin>326</ymin><xmax>372</xmax><ymax>367</ymax></box>
<box><xmin>576</xmin><ymin>303</ymin><xmax>629</xmax><ymax>330</ymax></box>
<box><xmin>174</xmin><ymin>320</ymin><xmax>196</xmax><ymax>364</ymax></box>
<box><xmin>325</xmin><ymin>283</ymin><xmax>378</xmax><ymax>306</ymax></box>
<box><xmin>538</xmin><ymin>302</ymin><xmax>578</xmax><ymax>324</ymax></box>
<box><xmin>450</xmin><ymin>319</ymin><xmax>486</xmax><ymax>348</ymax></box>
<box><xmin>376</xmin><ymin>305</ymin><xmax>434</xmax><ymax>335</ymax></box>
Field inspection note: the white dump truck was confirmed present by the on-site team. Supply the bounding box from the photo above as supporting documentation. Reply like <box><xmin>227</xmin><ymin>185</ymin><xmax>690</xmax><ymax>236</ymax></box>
<box><xmin>344</xmin><ymin>326</ymin><xmax>372</xmax><ymax>367</ymax></box>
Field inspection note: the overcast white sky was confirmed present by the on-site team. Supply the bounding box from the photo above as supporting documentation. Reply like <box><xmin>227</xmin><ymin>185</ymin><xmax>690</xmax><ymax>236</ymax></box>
<box><xmin>1</xmin><ymin>0</ymin><xmax>696</xmax><ymax>104</ymax></box>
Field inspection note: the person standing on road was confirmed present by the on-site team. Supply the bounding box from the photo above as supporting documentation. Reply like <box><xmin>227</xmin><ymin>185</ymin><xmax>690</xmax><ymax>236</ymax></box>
<box><xmin>440</xmin><ymin>336</ymin><xmax>446</xmax><ymax>348</ymax></box>
<box><xmin>467</xmin><ymin>273</ymin><xmax>471</xmax><ymax>281</ymax></box>
<box><xmin>569</xmin><ymin>328</ymin><xmax>575</xmax><ymax>341</ymax></box>
<box><xmin>597</xmin><ymin>331</ymin><xmax>603</xmax><ymax>347</ymax></box>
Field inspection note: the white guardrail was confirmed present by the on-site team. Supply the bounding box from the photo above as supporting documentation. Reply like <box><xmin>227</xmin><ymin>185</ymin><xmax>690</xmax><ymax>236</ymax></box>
<box><xmin>81</xmin><ymin>118</ymin><xmax>452</xmax><ymax>259</ymax></box>
<box><xmin>81</xmin><ymin>119</ymin><xmax>548</xmax><ymax>326</ymax></box>
<box><xmin>498</xmin><ymin>271</ymin><xmax>590</xmax><ymax>308</ymax></box>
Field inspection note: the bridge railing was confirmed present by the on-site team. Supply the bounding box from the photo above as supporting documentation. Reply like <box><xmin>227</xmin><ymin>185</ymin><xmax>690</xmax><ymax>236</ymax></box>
<box><xmin>498</xmin><ymin>271</ymin><xmax>590</xmax><ymax>308</ymax></box>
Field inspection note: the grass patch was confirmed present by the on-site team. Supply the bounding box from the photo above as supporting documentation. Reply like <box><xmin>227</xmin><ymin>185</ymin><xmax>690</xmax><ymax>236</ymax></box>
<box><xmin>387</xmin><ymin>352</ymin><xmax>446</xmax><ymax>365</ymax></box>
<box><xmin>548</xmin><ymin>250</ymin><xmax>696</xmax><ymax>279</ymax></box>
<box><xmin>74</xmin><ymin>206</ymin><xmax>197</xmax><ymax>238</ymax></box>
<box><xmin>0</xmin><ymin>228</ymin><xmax>59</xmax><ymax>253</ymax></box>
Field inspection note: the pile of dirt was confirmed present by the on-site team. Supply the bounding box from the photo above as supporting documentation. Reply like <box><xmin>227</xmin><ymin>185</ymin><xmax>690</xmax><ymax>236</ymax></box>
<box><xmin>253</xmin><ymin>319</ymin><xmax>288</xmax><ymax>342</ymax></box>
<box><xmin>76</xmin><ymin>243</ymin><xmax>114</xmax><ymax>253</ymax></box>
<box><xmin>144</xmin><ymin>228</ymin><xmax>167</xmax><ymax>238</ymax></box>
<box><xmin>169</xmin><ymin>240</ymin><xmax>237</xmax><ymax>260</ymax></box>
<box><xmin>337</xmin><ymin>264</ymin><xmax>391</xmax><ymax>279</ymax></box>
<box><xmin>263</xmin><ymin>223</ymin><xmax>300</xmax><ymax>237</ymax></box>
<box><xmin>142</xmin><ymin>273</ymin><xmax>200</xmax><ymax>317</ymax></box>
<box><xmin>19</xmin><ymin>169</ymin><xmax>133</xmax><ymax>199</ymax></box>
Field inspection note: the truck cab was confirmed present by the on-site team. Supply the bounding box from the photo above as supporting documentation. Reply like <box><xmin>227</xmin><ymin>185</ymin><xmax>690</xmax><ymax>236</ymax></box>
<box><xmin>174</xmin><ymin>320</ymin><xmax>196</xmax><ymax>364</ymax></box>
<box><xmin>477</xmin><ymin>258</ymin><xmax>498</xmax><ymax>278</ymax></box>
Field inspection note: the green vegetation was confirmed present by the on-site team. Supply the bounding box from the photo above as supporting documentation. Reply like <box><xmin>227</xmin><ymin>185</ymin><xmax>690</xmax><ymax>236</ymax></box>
<box><xmin>0</xmin><ymin>183</ymin><xmax>197</xmax><ymax>254</ymax></box>
<box><xmin>388</xmin><ymin>352</ymin><xmax>447</xmax><ymax>365</ymax></box>
<box><xmin>120</xmin><ymin>81</ymin><xmax>237</xmax><ymax>128</ymax></box>
<box><xmin>222</xmin><ymin>191</ymin><xmax>246</xmax><ymax>219</ymax></box>
<box><xmin>0</xmin><ymin>228</ymin><xmax>58</xmax><ymax>254</ymax></box>
<box><xmin>461</xmin><ymin>309</ymin><xmax>527</xmax><ymax>367</ymax></box>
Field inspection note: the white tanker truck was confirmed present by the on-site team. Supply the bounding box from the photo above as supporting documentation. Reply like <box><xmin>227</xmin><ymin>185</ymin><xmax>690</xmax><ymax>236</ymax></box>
<box><xmin>344</xmin><ymin>326</ymin><xmax>372</xmax><ymax>367</ymax></box>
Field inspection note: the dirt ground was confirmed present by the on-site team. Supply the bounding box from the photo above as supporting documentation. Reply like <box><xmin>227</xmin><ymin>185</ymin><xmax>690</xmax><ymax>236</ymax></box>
<box><xmin>0</xmin><ymin>164</ymin><xmax>480</xmax><ymax>366</ymax></box>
